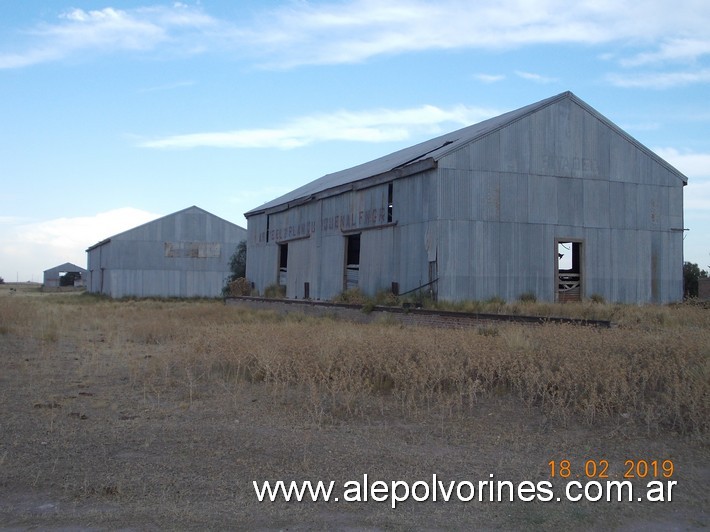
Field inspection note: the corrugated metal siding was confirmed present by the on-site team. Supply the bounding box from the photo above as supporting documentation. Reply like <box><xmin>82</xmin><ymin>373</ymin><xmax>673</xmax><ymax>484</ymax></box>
<box><xmin>499</xmin><ymin>118</ymin><xmax>531</xmax><ymax>173</ymax></box>
<box><xmin>528</xmin><ymin>175</ymin><xmax>558</xmax><ymax>224</ymax></box>
<box><xmin>432</xmin><ymin>96</ymin><xmax>684</xmax><ymax>304</ymax></box>
<box><xmin>583</xmin><ymin>228</ymin><xmax>610</xmax><ymax>298</ymax></box>
<box><xmin>87</xmin><ymin>207</ymin><xmax>246</xmax><ymax>298</ymax></box>
<box><xmin>583</xmin><ymin>180</ymin><xmax>610</xmax><ymax>228</ymax></box>
<box><xmin>438</xmin><ymin>169</ymin><xmax>471</xmax><ymax>221</ymax></box>
<box><xmin>360</xmin><ymin>226</ymin><xmax>395</xmax><ymax>294</ymax></box>
<box><xmin>497</xmin><ymin>222</ymin><xmax>526</xmax><ymax>299</ymax></box>
<box><xmin>520</xmin><ymin>223</ymin><xmax>551</xmax><ymax>300</ymax></box>
<box><xmin>319</xmin><ymin>234</ymin><xmax>346</xmax><ymax>298</ymax></box>
<box><xmin>583</xmin><ymin>108</ymin><xmax>611</xmax><ymax>179</ymax></box>
<box><xmin>669</xmin><ymin>186</ymin><xmax>683</xmax><ymax>229</ymax></box>
<box><xmin>436</xmin><ymin>220</ymin><xmax>469</xmax><ymax>300</ymax></box>
<box><xmin>472</xmin><ymin>221</ymin><xmax>501</xmax><ymax>300</ymax></box>
<box><xmin>499</xmin><ymin>173</ymin><xmax>529</xmax><ymax>223</ymax></box>
<box><xmin>247</xmin><ymin>178</ymin><xmax>435</xmax><ymax>301</ymax></box>
<box><xmin>609</xmin><ymin>228</ymin><xmax>655</xmax><ymax>303</ymax></box>
<box><xmin>285</xmin><ymin>239</ymin><xmax>312</xmax><ymax>299</ymax></box>
<box><xmin>245</xmin><ymin>212</ymin><xmax>273</xmax><ymax>294</ymax></box>
<box><xmin>558</xmin><ymin>178</ymin><xmax>584</xmax><ymax>226</ymax></box>
<box><xmin>246</xmin><ymin>95</ymin><xmax>684</xmax><ymax>304</ymax></box>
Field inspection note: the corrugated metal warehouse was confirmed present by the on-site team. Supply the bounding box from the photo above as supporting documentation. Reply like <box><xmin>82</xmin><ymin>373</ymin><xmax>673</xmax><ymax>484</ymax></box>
<box><xmin>86</xmin><ymin>206</ymin><xmax>246</xmax><ymax>298</ymax></box>
<box><xmin>43</xmin><ymin>262</ymin><xmax>87</xmax><ymax>288</ymax></box>
<box><xmin>245</xmin><ymin>92</ymin><xmax>686</xmax><ymax>304</ymax></box>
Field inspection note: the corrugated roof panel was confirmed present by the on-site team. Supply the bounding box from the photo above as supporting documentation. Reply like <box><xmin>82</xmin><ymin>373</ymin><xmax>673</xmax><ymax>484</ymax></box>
<box><xmin>245</xmin><ymin>92</ymin><xmax>573</xmax><ymax>216</ymax></box>
<box><xmin>245</xmin><ymin>91</ymin><xmax>688</xmax><ymax>217</ymax></box>
<box><xmin>86</xmin><ymin>205</ymin><xmax>245</xmax><ymax>251</ymax></box>
<box><xmin>43</xmin><ymin>262</ymin><xmax>87</xmax><ymax>274</ymax></box>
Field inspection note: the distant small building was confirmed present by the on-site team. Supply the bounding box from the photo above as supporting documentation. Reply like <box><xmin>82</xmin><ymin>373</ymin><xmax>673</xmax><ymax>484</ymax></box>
<box><xmin>86</xmin><ymin>206</ymin><xmax>246</xmax><ymax>298</ymax></box>
<box><xmin>43</xmin><ymin>262</ymin><xmax>87</xmax><ymax>288</ymax></box>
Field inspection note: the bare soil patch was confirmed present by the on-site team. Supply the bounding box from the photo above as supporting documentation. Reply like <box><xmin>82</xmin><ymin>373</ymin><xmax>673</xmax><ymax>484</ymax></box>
<box><xmin>0</xmin><ymin>290</ymin><xmax>707</xmax><ymax>530</ymax></box>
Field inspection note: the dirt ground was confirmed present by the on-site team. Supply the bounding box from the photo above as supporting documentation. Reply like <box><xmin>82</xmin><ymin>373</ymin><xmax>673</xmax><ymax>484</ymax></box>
<box><xmin>0</xmin><ymin>286</ymin><xmax>708</xmax><ymax>530</ymax></box>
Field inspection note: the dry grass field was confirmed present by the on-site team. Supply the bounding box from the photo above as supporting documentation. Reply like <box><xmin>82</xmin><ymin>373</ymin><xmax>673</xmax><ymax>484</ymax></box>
<box><xmin>0</xmin><ymin>283</ymin><xmax>708</xmax><ymax>530</ymax></box>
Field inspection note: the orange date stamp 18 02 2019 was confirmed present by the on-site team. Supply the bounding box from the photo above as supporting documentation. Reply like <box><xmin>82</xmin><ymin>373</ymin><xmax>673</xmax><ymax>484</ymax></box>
<box><xmin>548</xmin><ymin>459</ymin><xmax>675</xmax><ymax>479</ymax></box>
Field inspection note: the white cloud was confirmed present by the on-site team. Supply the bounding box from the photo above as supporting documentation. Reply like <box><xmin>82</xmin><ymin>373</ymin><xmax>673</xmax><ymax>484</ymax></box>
<box><xmin>0</xmin><ymin>215</ymin><xmax>32</xmax><ymax>224</ymax></box>
<box><xmin>235</xmin><ymin>0</ymin><xmax>710</xmax><ymax>68</ymax></box>
<box><xmin>606</xmin><ymin>68</ymin><xmax>710</xmax><ymax>89</ymax></box>
<box><xmin>515</xmin><ymin>71</ymin><xmax>558</xmax><ymax>84</ymax></box>
<box><xmin>0</xmin><ymin>49</ymin><xmax>63</xmax><ymax>69</ymax></box>
<box><xmin>654</xmin><ymin>148</ymin><xmax>710</xmax><ymax>178</ymax></box>
<box><xmin>140</xmin><ymin>104</ymin><xmax>501</xmax><ymax>149</ymax></box>
<box><xmin>0</xmin><ymin>208</ymin><xmax>161</xmax><ymax>281</ymax></box>
<box><xmin>473</xmin><ymin>73</ymin><xmax>506</xmax><ymax>83</ymax></box>
<box><xmin>684</xmin><ymin>181</ymin><xmax>710</xmax><ymax>211</ymax></box>
<box><xmin>0</xmin><ymin>5</ymin><xmax>217</xmax><ymax>68</ymax></box>
<box><xmin>3</xmin><ymin>1</ymin><xmax>709</xmax><ymax>70</ymax></box>
<box><xmin>655</xmin><ymin>148</ymin><xmax>710</xmax><ymax>215</ymax></box>
<box><xmin>17</xmin><ymin>207</ymin><xmax>161</xmax><ymax>248</ymax></box>
<box><xmin>621</xmin><ymin>38</ymin><xmax>710</xmax><ymax>67</ymax></box>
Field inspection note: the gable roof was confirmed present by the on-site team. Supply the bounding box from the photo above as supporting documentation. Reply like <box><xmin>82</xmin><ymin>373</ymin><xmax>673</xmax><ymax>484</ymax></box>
<box><xmin>245</xmin><ymin>91</ymin><xmax>687</xmax><ymax>217</ymax></box>
<box><xmin>44</xmin><ymin>262</ymin><xmax>87</xmax><ymax>274</ymax></box>
<box><xmin>86</xmin><ymin>205</ymin><xmax>245</xmax><ymax>252</ymax></box>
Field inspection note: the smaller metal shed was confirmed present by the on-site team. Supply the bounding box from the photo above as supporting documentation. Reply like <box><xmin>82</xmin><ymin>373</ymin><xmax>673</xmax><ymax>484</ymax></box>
<box><xmin>43</xmin><ymin>262</ymin><xmax>87</xmax><ymax>288</ymax></box>
<box><xmin>85</xmin><ymin>206</ymin><xmax>247</xmax><ymax>298</ymax></box>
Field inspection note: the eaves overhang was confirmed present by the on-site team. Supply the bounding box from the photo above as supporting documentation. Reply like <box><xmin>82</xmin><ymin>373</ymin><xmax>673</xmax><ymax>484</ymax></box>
<box><xmin>86</xmin><ymin>238</ymin><xmax>111</xmax><ymax>252</ymax></box>
<box><xmin>247</xmin><ymin>157</ymin><xmax>437</xmax><ymax>217</ymax></box>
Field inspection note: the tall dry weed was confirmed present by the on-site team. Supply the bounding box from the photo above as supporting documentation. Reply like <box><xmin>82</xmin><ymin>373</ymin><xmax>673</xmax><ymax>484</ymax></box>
<box><xmin>5</xmin><ymin>294</ymin><xmax>708</xmax><ymax>436</ymax></box>
<box><xmin>172</xmin><ymin>310</ymin><xmax>709</xmax><ymax>435</ymax></box>
<box><xmin>0</xmin><ymin>297</ymin><xmax>40</xmax><ymax>335</ymax></box>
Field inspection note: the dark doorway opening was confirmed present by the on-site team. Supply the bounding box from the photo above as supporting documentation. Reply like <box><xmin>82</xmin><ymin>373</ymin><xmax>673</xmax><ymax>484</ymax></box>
<box><xmin>278</xmin><ymin>243</ymin><xmax>288</xmax><ymax>287</ymax></box>
<box><xmin>344</xmin><ymin>234</ymin><xmax>361</xmax><ymax>290</ymax></box>
<box><xmin>59</xmin><ymin>271</ymin><xmax>82</xmax><ymax>287</ymax></box>
<box><xmin>557</xmin><ymin>240</ymin><xmax>582</xmax><ymax>302</ymax></box>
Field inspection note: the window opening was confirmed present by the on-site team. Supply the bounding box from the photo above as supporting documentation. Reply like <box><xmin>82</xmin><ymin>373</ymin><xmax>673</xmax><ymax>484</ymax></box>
<box><xmin>387</xmin><ymin>183</ymin><xmax>394</xmax><ymax>223</ymax></box>
<box><xmin>557</xmin><ymin>241</ymin><xmax>582</xmax><ymax>302</ymax></box>
<box><xmin>278</xmin><ymin>243</ymin><xmax>288</xmax><ymax>286</ymax></box>
<box><xmin>345</xmin><ymin>234</ymin><xmax>361</xmax><ymax>290</ymax></box>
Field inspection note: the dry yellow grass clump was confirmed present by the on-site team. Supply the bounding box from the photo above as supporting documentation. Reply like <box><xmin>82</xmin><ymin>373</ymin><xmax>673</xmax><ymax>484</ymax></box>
<box><xmin>180</xmin><ymin>309</ymin><xmax>708</xmax><ymax>435</ymax></box>
<box><xmin>1</xmin><ymin>291</ymin><xmax>708</xmax><ymax>436</ymax></box>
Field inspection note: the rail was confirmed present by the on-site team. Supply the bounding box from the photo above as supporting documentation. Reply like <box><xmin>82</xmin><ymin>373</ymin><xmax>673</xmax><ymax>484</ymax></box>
<box><xmin>225</xmin><ymin>295</ymin><xmax>613</xmax><ymax>328</ymax></box>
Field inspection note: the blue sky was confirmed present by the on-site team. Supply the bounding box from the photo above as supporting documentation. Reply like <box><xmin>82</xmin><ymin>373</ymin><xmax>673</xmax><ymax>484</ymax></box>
<box><xmin>1</xmin><ymin>0</ymin><xmax>708</xmax><ymax>282</ymax></box>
